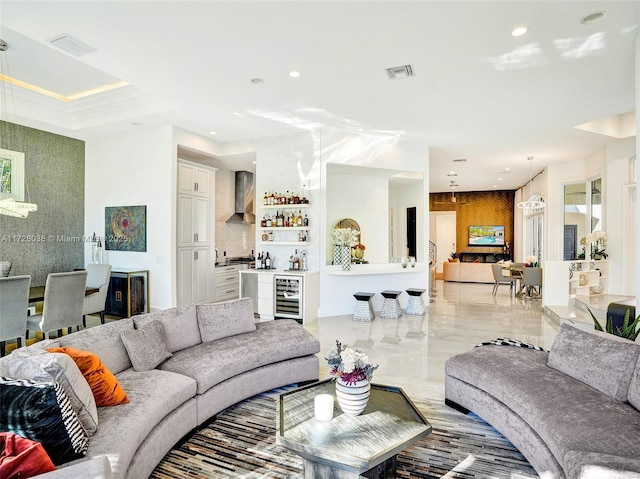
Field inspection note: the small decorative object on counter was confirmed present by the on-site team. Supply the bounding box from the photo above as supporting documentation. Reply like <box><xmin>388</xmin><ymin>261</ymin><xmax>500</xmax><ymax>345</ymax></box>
<box><xmin>0</xmin><ymin>260</ymin><xmax>11</xmax><ymax>277</ymax></box>
<box><xmin>402</xmin><ymin>256</ymin><xmax>409</xmax><ymax>268</ymax></box>
<box><xmin>325</xmin><ymin>340</ymin><xmax>378</xmax><ymax>415</ymax></box>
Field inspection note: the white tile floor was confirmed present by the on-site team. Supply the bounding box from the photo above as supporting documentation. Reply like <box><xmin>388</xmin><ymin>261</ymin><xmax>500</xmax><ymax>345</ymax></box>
<box><xmin>306</xmin><ymin>280</ymin><xmax>561</xmax><ymax>403</ymax></box>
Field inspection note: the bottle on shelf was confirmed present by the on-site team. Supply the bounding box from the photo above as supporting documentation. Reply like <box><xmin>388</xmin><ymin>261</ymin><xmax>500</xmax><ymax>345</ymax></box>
<box><xmin>301</xmin><ymin>250</ymin><xmax>308</xmax><ymax>271</ymax></box>
<box><xmin>265</xmin><ymin>252</ymin><xmax>271</xmax><ymax>269</ymax></box>
<box><xmin>296</xmin><ymin>210</ymin><xmax>303</xmax><ymax>226</ymax></box>
<box><xmin>303</xmin><ymin>214</ymin><xmax>309</xmax><ymax>226</ymax></box>
<box><xmin>255</xmin><ymin>252</ymin><xmax>262</xmax><ymax>269</ymax></box>
<box><xmin>266</xmin><ymin>215</ymin><xmax>272</xmax><ymax>227</ymax></box>
<box><xmin>293</xmin><ymin>249</ymin><xmax>300</xmax><ymax>271</ymax></box>
<box><xmin>269</xmin><ymin>192</ymin><xmax>275</xmax><ymax>205</ymax></box>
<box><xmin>268</xmin><ymin>230</ymin><xmax>274</xmax><ymax>241</ymax></box>
<box><xmin>263</xmin><ymin>192</ymin><xmax>268</xmax><ymax>205</ymax></box>
<box><xmin>288</xmin><ymin>254</ymin><xmax>294</xmax><ymax>271</ymax></box>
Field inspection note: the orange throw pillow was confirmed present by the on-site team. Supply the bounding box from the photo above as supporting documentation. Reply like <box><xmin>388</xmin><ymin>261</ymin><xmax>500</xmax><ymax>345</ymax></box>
<box><xmin>47</xmin><ymin>347</ymin><xmax>129</xmax><ymax>407</ymax></box>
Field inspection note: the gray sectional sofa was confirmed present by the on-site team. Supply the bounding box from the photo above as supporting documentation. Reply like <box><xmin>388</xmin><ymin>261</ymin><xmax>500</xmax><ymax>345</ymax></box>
<box><xmin>445</xmin><ymin>323</ymin><xmax>640</xmax><ymax>479</ymax></box>
<box><xmin>0</xmin><ymin>298</ymin><xmax>320</xmax><ymax>479</ymax></box>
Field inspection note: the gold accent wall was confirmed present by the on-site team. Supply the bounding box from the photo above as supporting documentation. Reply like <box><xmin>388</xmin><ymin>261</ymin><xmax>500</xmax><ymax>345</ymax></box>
<box><xmin>430</xmin><ymin>190</ymin><xmax>515</xmax><ymax>254</ymax></box>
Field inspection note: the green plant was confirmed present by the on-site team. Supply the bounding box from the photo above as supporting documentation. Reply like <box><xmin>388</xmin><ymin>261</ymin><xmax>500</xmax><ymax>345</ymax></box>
<box><xmin>587</xmin><ymin>307</ymin><xmax>640</xmax><ymax>341</ymax></box>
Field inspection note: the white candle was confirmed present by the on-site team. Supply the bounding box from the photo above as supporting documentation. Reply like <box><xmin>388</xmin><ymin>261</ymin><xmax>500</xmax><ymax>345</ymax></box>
<box><xmin>314</xmin><ymin>394</ymin><xmax>334</xmax><ymax>421</ymax></box>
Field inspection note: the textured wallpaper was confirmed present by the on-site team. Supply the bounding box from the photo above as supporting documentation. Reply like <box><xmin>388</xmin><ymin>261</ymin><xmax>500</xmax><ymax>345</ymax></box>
<box><xmin>0</xmin><ymin>121</ymin><xmax>85</xmax><ymax>286</ymax></box>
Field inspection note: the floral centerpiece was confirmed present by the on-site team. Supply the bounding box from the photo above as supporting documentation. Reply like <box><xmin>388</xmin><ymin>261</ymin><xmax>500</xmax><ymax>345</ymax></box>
<box><xmin>525</xmin><ymin>255</ymin><xmax>539</xmax><ymax>267</ymax></box>
<box><xmin>331</xmin><ymin>228</ymin><xmax>359</xmax><ymax>247</ymax></box>
<box><xmin>325</xmin><ymin>340</ymin><xmax>378</xmax><ymax>385</ymax></box>
<box><xmin>579</xmin><ymin>231</ymin><xmax>607</xmax><ymax>259</ymax></box>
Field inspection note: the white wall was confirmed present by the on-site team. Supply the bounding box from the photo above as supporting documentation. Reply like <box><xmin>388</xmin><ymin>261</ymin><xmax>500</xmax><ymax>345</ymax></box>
<box><xmin>85</xmin><ymin>126</ymin><xmax>174</xmax><ymax>310</ymax></box>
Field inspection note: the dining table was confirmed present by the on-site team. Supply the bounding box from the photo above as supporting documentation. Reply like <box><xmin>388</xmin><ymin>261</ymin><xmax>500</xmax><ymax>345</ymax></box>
<box><xmin>29</xmin><ymin>286</ymin><xmax>99</xmax><ymax>303</ymax></box>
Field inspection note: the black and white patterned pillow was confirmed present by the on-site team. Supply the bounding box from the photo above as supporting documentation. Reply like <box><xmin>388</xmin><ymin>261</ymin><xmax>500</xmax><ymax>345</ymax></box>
<box><xmin>0</xmin><ymin>377</ymin><xmax>89</xmax><ymax>465</ymax></box>
<box><xmin>475</xmin><ymin>337</ymin><xmax>546</xmax><ymax>351</ymax></box>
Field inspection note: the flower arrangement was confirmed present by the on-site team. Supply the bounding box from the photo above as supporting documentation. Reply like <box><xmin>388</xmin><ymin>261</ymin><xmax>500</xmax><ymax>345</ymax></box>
<box><xmin>331</xmin><ymin>228</ymin><xmax>359</xmax><ymax>247</ymax></box>
<box><xmin>526</xmin><ymin>255</ymin><xmax>539</xmax><ymax>267</ymax></box>
<box><xmin>325</xmin><ymin>340</ymin><xmax>378</xmax><ymax>385</ymax></box>
<box><xmin>579</xmin><ymin>231</ymin><xmax>607</xmax><ymax>259</ymax></box>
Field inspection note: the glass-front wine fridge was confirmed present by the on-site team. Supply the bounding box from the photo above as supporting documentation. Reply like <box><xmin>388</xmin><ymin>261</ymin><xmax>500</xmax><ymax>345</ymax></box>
<box><xmin>274</xmin><ymin>275</ymin><xmax>303</xmax><ymax>323</ymax></box>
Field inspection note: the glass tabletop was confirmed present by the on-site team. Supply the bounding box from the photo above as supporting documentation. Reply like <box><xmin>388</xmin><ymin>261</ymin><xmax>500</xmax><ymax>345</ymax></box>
<box><xmin>276</xmin><ymin>379</ymin><xmax>432</xmax><ymax>473</ymax></box>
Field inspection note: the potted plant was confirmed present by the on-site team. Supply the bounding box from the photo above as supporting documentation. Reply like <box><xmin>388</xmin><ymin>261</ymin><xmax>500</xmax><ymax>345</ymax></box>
<box><xmin>587</xmin><ymin>307</ymin><xmax>640</xmax><ymax>341</ymax></box>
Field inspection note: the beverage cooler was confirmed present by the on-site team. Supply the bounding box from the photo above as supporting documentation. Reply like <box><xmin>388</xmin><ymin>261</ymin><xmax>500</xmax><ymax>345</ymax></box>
<box><xmin>274</xmin><ymin>275</ymin><xmax>303</xmax><ymax>322</ymax></box>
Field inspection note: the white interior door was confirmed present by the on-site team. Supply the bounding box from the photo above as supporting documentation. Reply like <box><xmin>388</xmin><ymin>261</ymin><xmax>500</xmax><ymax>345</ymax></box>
<box><xmin>436</xmin><ymin>213</ymin><xmax>456</xmax><ymax>274</ymax></box>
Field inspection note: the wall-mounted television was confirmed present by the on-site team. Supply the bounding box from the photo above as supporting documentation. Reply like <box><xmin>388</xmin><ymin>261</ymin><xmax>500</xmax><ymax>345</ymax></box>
<box><xmin>468</xmin><ymin>225</ymin><xmax>505</xmax><ymax>246</ymax></box>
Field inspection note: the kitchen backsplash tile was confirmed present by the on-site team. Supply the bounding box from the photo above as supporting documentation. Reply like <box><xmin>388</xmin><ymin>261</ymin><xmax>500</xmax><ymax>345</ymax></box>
<box><xmin>215</xmin><ymin>168</ymin><xmax>256</xmax><ymax>258</ymax></box>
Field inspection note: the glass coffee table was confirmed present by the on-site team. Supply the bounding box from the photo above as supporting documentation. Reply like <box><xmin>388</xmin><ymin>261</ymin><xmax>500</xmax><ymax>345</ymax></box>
<box><xmin>276</xmin><ymin>379</ymin><xmax>432</xmax><ymax>478</ymax></box>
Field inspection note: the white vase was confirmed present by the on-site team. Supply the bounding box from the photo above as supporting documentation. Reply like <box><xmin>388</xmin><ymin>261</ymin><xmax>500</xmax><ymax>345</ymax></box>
<box><xmin>335</xmin><ymin>377</ymin><xmax>370</xmax><ymax>415</ymax></box>
<box><xmin>341</xmin><ymin>246</ymin><xmax>351</xmax><ymax>271</ymax></box>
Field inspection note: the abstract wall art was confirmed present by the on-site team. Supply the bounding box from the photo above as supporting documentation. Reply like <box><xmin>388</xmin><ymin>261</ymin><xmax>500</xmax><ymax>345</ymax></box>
<box><xmin>105</xmin><ymin>205</ymin><xmax>147</xmax><ymax>251</ymax></box>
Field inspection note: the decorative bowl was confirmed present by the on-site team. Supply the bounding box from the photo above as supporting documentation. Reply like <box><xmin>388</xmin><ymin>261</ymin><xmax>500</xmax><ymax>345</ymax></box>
<box><xmin>0</xmin><ymin>261</ymin><xmax>11</xmax><ymax>277</ymax></box>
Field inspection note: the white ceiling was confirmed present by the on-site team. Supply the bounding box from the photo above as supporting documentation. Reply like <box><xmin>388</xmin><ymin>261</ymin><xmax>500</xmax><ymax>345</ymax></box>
<box><xmin>0</xmin><ymin>1</ymin><xmax>637</xmax><ymax>192</ymax></box>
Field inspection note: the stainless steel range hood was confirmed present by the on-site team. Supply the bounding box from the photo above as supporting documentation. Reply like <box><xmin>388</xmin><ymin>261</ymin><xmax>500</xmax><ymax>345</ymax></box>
<box><xmin>225</xmin><ymin>171</ymin><xmax>255</xmax><ymax>224</ymax></box>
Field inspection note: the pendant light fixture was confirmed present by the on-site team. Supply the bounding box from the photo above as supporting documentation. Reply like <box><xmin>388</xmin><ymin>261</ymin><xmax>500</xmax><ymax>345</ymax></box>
<box><xmin>517</xmin><ymin>156</ymin><xmax>545</xmax><ymax>211</ymax></box>
<box><xmin>0</xmin><ymin>39</ymin><xmax>38</xmax><ymax>218</ymax></box>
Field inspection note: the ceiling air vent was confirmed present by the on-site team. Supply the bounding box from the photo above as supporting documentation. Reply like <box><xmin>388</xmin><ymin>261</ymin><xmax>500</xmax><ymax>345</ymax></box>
<box><xmin>48</xmin><ymin>34</ymin><xmax>97</xmax><ymax>57</ymax></box>
<box><xmin>386</xmin><ymin>64</ymin><xmax>415</xmax><ymax>80</ymax></box>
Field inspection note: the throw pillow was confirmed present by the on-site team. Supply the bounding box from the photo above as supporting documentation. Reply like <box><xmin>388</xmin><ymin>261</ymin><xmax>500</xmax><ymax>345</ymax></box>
<box><xmin>548</xmin><ymin>323</ymin><xmax>640</xmax><ymax>402</ymax></box>
<box><xmin>0</xmin><ymin>432</ymin><xmax>56</xmax><ymax>478</ymax></box>
<box><xmin>197</xmin><ymin>297</ymin><xmax>256</xmax><ymax>342</ymax></box>
<box><xmin>0</xmin><ymin>377</ymin><xmax>89</xmax><ymax>465</ymax></box>
<box><xmin>134</xmin><ymin>304</ymin><xmax>201</xmax><ymax>353</ymax></box>
<box><xmin>8</xmin><ymin>349</ymin><xmax>98</xmax><ymax>436</ymax></box>
<box><xmin>120</xmin><ymin>320</ymin><xmax>172</xmax><ymax>371</ymax></box>
<box><xmin>47</xmin><ymin>347</ymin><xmax>129</xmax><ymax>407</ymax></box>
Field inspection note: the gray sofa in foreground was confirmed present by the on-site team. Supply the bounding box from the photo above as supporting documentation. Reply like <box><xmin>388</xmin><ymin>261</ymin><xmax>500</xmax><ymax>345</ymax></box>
<box><xmin>445</xmin><ymin>323</ymin><xmax>640</xmax><ymax>479</ymax></box>
<box><xmin>0</xmin><ymin>298</ymin><xmax>320</xmax><ymax>479</ymax></box>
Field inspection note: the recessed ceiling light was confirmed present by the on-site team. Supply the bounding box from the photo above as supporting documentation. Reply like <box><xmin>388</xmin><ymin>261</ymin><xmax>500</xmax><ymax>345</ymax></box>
<box><xmin>498</xmin><ymin>177</ymin><xmax>503</xmax><ymax>181</ymax></box>
<box><xmin>493</xmin><ymin>184</ymin><xmax>498</xmax><ymax>188</ymax></box>
<box><xmin>289</xmin><ymin>71</ymin><xmax>301</xmax><ymax>78</ymax></box>
<box><xmin>504</xmin><ymin>167</ymin><xmax>510</xmax><ymax>172</ymax></box>
<box><xmin>209</xmin><ymin>131</ymin><xmax>217</xmax><ymax>135</ymax></box>
<box><xmin>580</xmin><ymin>11</ymin><xmax>605</xmax><ymax>25</ymax></box>
<box><xmin>447</xmin><ymin>171</ymin><xmax>458</xmax><ymax>177</ymax></box>
<box><xmin>511</xmin><ymin>26</ymin><xmax>528</xmax><ymax>37</ymax></box>
<box><xmin>250</xmin><ymin>78</ymin><xmax>264</xmax><ymax>85</ymax></box>
<box><xmin>251</xmin><ymin>161</ymin><xmax>256</xmax><ymax>164</ymax></box>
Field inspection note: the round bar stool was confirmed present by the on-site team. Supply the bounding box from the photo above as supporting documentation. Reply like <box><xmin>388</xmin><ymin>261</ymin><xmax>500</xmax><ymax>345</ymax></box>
<box><xmin>380</xmin><ymin>290</ymin><xmax>402</xmax><ymax>319</ymax></box>
<box><xmin>353</xmin><ymin>292</ymin><xmax>375</xmax><ymax>321</ymax></box>
<box><xmin>405</xmin><ymin>288</ymin><xmax>426</xmax><ymax>315</ymax></box>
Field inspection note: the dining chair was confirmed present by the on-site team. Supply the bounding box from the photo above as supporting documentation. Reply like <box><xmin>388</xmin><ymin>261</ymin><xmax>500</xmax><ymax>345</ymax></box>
<box><xmin>522</xmin><ymin>267</ymin><xmax>543</xmax><ymax>298</ymax></box>
<box><xmin>83</xmin><ymin>264</ymin><xmax>112</xmax><ymax>326</ymax></box>
<box><xmin>26</xmin><ymin>270</ymin><xmax>87</xmax><ymax>340</ymax></box>
<box><xmin>491</xmin><ymin>264</ymin><xmax>516</xmax><ymax>296</ymax></box>
<box><xmin>0</xmin><ymin>275</ymin><xmax>31</xmax><ymax>356</ymax></box>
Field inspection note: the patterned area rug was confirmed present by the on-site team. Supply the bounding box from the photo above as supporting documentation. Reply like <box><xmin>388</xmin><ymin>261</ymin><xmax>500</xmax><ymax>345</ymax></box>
<box><xmin>150</xmin><ymin>387</ymin><xmax>538</xmax><ymax>479</ymax></box>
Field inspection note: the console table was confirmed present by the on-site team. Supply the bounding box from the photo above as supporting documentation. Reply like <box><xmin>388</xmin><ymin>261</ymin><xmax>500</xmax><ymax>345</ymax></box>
<box><xmin>105</xmin><ymin>268</ymin><xmax>149</xmax><ymax>318</ymax></box>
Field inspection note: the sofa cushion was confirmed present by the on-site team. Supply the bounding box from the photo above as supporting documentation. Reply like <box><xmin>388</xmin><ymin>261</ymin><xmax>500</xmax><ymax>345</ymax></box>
<box><xmin>58</xmin><ymin>319</ymin><xmax>134</xmax><ymax>374</ymax></box>
<box><xmin>84</xmin><ymin>368</ymin><xmax>196</xmax><ymax>479</ymax></box>
<box><xmin>160</xmin><ymin>319</ymin><xmax>320</xmax><ymax>394</ymax></box>
<box><xmin>8</xmin><ymin>349</ymin><xmax>99</xmax><ymax>436</ymax></box>
<box><xmin>0</xmin><ymin>431</ymin><xmax>56</xmax><ymax>478</ymax></box>
<box><xmin>628</xmin><ymin>356</ymin><xmax>640</xmax><ymax>411</ymax></box>
<box><xmin>446</xmin><ymin>345</ymin><xmax>640</xmax><ymax>469</ymax></box>
<box><xmin>48</xmin><ymin>347</ymin><xmax>129</xmax><ymax>407</ymax></box>
<box><xmin>548</xmin><ymin>323</ymin><xmax>640</xmax><ymax>402</ymax></box>
<box><xmin>134</xmin><ymin>304</ymin><xmax>201</xmax><ymax>353</ymax></box>
<box><xmin>120</xmin><ymin>320</ymin><xmax>172</xmax><ymax>371</ymax></box>
<box><xmin>197</xmin><ymin>297</ymin><xmax>256</xmax><ymax>342</ymax></box>
<box><xmin>563</xmin><ymin>450</ymin><xmax>640</xmax><ymax>479</ymax></box>
<box><xmin>0</xmin><ymin>377</ymin><xmax>89</xmax><ymax>465</ymax></box>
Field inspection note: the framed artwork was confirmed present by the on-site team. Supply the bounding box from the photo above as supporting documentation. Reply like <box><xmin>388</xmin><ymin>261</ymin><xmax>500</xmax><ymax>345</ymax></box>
<box><xmin>105</xmin><ymin>205</ymin><xmax>147</xmax><ymax>251</ymax></box>
<box><xmin>0</xmin><ymin>148</ymin><xmax>25</xmax><ymax>201</ymax></box>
